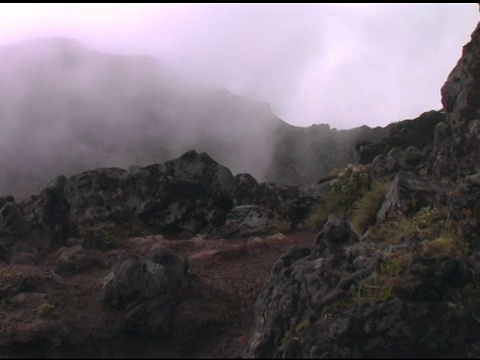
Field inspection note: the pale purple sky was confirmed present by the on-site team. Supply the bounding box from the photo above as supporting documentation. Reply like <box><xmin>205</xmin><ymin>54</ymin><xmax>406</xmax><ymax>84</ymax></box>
<box><xmin>0</xmin><ymin>3</ymin><xmax>478</xmax><ymax>129</ymax></box>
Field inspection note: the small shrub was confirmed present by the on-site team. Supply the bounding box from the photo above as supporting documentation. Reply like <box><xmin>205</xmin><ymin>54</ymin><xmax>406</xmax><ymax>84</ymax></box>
<box><xmin>327</xmin><ymin>167</ymin><xmax>343</xmax><ymax>177</ymax></box>
<box><xmin>295</xmin><ymin>319</ymin><xmax>312</xmax><ymax>333</ymax></box>
<box><xmin>381</xmin><ymin>253</ymin><xmax>410</xmax><ymax>276</ymax></box>
<box><xmin>37</xmin><ymin>303</ymin><xmax>55</xmax><ymax>317</ymax></box>
<box><xmin>350</xmin><ymin>181</ymin><xmax>389</xmax><ymax>237</ymax></box>
<box><xmin>420</xmin><ymin>235</ymin><xmax>469</xmax><ymax>257</ymax></box>
<box><xmin>306</xmin><ymin>193</ymin><xmax>349</xmax><ymax>228</ymax></box>
<box><xmin>81</xmin><ymin>222</ymin><xmax>120</xmax><ymax>250</ymax></box>
<box><xmin>306</xmin><ymin>164</ymin><xmax>373</xmax><ymax>229</ymax></box>
<box><xmin>370</xmin><ymin>206</ymin><xmax>453</xmax><ymax>245</ymax></box>
<box><xmin>282</xmin><ymin>330</ymin><xmax>293</xmax><ymax>344</ymax></box>
<box><xmin>348</xmin><ymin>253</ymin><xmax>410</xmax><ymax>304</ymax></box>
<box><xmin>351</xmin><ymin>271</ymin><xmax>391</xmax><ymax>302</ymax></box>
<box><xmin>270</xmin><ymin>220</ymin><xmax>291</xmax><ymax>234</ymax></box>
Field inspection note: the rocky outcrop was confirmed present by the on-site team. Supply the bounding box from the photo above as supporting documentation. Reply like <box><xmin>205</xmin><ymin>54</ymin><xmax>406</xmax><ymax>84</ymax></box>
<box><xmin>449</xmin><ymin>172</ymin><xmax>480</xmax><ymax>251</ymax></box>
<box><xmin>135</xmin><ymin>150</ymin><xmax>236</xmax><ymax>235</ymax></box>
<box><xmin>371</xmin><ymin>153</ymin><xmax>399</xmax><ymax>179</ymax></box>
<box><xmin>379</xmin><ymin>110</ymin><xmax>444</xmax><ymax>157</ymax></box>
<box><xmin>357</xmin><ymin>110</ymin><xmax>445</xmax><ymax>180</ymax></box>
<box><xmin>0</xmin><ymin>150</ymin><xmax>322</xmax><ymax>262</ymax></box>
<box><xmin>246</xmin><ymin>215</ymin><xmax>480</xmax><ymax>358</ymax></box>
<box><xmin>266</xmin><ymin>110</ymin><xmax>443</xmax><ymax>188</ymax></box>
<box><xmin>25</xmin><ymin>151</ymin><xmax>235</xmax><ymax>240</ymax></box>
<box><xmin>213</xmin><ymin>205</ymin><xmax>288</xmax><ymax>238</ymax></box>
<box><xmin>232</xmin><ymin>173</ymin><xmax>322</xmax><ymax>231</ymax></box>
<box><xmin>0</xmin><ymin>197</ymin><xmax>45</xmax><ymax>262</ymax></box>
<box><xmin>431</xmin><ymin>22</ymin><xmax>480</xmax><ymax>179</ymax></box>
<box><xmin>21</xmin><ymin>175</ymin><xmax>73</xmax><ymax>250</ymax></box>
<box><xmin>102</xmin><ymin>248</ymin><xmax>189</xmax><ymax>335</ymax></box>
<box><xmin>266</xmin><ymin>122</ymin><xmax>368</xmax><ymax>186</ymax></box>
<box><xmin>55</xmin><ymin>150</ymin><xmax>235</xmax><ymax>236</ymax></box>
<box><xmin>376</xmin><ymin>171</ymin><xmax>452</xmax><ymax>221</ymax></box>
<box><xmin>52</xmin><ymin>245</ymin><xmax>106</xmax><ymax>276</ymax></box>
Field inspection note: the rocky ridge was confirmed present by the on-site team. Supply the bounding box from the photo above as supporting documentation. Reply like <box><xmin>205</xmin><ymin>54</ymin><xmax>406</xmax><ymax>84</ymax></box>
<box><xmin>0</xmin><ymin>37</ymin><xmax>450</xmax><ymax>202</ymax></box>
<box><xmin>1</xmin><ymin>150</ymin><xmax>323</xmax><ymax>265</ymax></box>
<box><xmin>243</xmin><ymin>19</ymin><xmax>480</xmax><ymax>358</ymax></box>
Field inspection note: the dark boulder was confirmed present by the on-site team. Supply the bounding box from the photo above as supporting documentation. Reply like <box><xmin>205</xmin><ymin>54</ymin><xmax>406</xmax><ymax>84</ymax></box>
<box><xmin>312</xmin><ymin>214</ymin><xmax>358</xmax><ymax>257</ymax></box>
<box><xmin>0</xmin><ymin>199</ymin><xmax>43</xmax><ymax>262</ymax></box>
<box><xmin>137</xmin><ymin>150</ymin><xmax>235</xmax><ymax>235</ymax></box>
<box><xmin>356</xmin><ymin>140</ymin><xmax>385</xmax><ymax>164</ymax></box>
<box><xmin>213</xmin><ymin>205</ymin><xmax>287</xmax><ymax>238</ymax></box>
<box><xmin>53</xmin><ymin>245</ymin><xmax>105</xmax><ymax>276</ymax></box>
<box><xmin>376</xmin><ymin>172</ymin><xmax>452</xmax><ymax>221</ymax></box>
<box><xmin>371</xmin><ymin>153</ymin><xmax>399</xmax><ymax>179</ymax></box>
<box><xmin>101</xmin><ymin>248</ymin><xmax>189</xmax><ymax>334</ymax></box>
<box><xmin>20</xmin><ymin>175</ymin><xmax>72</xmax><ymax>249</ymax></box>
<box><xmin>231</xmin><ymin>174</ymin><xmax>322</xmax><ymax>232</ymax></box>
<box><xmin>63</xmin><ymin>168</ymin><xmax>130</xmax><ymax>227</ymax></box>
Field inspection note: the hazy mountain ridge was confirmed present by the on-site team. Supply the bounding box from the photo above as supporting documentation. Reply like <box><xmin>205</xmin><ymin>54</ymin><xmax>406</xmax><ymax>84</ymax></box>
<box><xmin>0</xmin><ymin>37</ymin><xmax>280</xmax><ymax>200</ymax></box>
<box><xmin>266</xmin><ymin>121</ymin><xmax>373</xmax><ymax>186</ymax></box>
<box><xmin>0</xmin><ymin>36</ymin><xmax>425</xmax><ymax>201</ymax></box>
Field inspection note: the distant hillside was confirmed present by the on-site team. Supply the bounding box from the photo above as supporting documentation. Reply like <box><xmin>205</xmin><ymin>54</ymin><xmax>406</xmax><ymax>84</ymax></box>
<box><xmin>265</xmin><ymin>109</ymin><xmax>444</xmax><ymax>186</ymax></box>
<box><xmin>0</xmin><ymin>37</ymin><xmax>442</xmax><ymax>200</ymax></box>
<box><xmin>0</xmin><ymin>37</ymin><xmax>279</xmax><ymax>199</ymax></box>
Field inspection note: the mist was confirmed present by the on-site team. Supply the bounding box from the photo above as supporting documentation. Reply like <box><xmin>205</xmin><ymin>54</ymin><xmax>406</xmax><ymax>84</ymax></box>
<box><xmin>0</xmin><ymin>4</ymin><xmax>478</xmax><ymax>199</ymax></box>
<box><xmin>0</xmin><ymin>3</ymin><xmax>477</xmax><ymax>128</ymax></box>
<box><xmin>0</xmin><ymin>37</ymin><xmax>281</xmax><ymax>199</ymax></box>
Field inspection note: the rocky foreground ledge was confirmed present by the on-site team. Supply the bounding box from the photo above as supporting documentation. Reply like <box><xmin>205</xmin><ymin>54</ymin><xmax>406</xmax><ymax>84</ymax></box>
<box><xmin>246</xmin><ymin>214</ymin><xmax>480</xmax><ymax>358</ymax></box>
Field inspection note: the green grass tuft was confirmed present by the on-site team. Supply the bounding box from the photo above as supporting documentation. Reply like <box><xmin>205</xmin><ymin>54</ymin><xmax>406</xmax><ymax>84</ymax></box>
<box><xmin>306</xmin><ymin>164</ymin><xmax>373</xmax><ymax>229</ymax></box>
<box><xmin>420</xmin><ymin>235</ymin><xmax>469</xmax><ymax>257</ymax></box>
<box><xmin>350</xmin><ymin>181</ymin><xmax>389</xmax><ymax>237</ymax></box>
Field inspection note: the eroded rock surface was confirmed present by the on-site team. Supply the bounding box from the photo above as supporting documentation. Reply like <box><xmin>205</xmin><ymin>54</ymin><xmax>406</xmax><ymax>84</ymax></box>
<box><xmin>102</xmin><ymin>248</ymin><xmax>190</xmax><ymax>335</ymax></box>
<box><xmin>0</xmin><ymin>150</ymin><xmax>322</xmax><ymax>263</ymax></box>
<box><xmin>376</xmin><ymin>171</ymin><xmax>451</xmax><ymax>221</ymax></box>
<box><xmin>246</xmin><ymin>216</ymin><xmax>480</xmax><ymax>358</ymax></box>
<box><xmin>431</xmin><ymin>21</ymin><xmax>480</xmax><ymax>179</ymax></box>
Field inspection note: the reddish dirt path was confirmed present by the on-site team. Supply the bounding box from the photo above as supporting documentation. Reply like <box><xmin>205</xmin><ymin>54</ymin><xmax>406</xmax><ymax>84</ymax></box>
<box><xmin>185</xmin><ymin>230</ymin><xmax>317</xmax><ymax>358</ymax></box>
<box><xmin>0</xmin><ymin>230</ymin><xmax>317</xmax><ymax>358</ymax></box>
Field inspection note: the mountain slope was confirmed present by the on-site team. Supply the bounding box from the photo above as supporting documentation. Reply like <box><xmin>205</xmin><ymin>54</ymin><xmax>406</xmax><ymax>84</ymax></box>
<box><xmin>0</xmin><ymin>37</ymin><xmax>280</xmax><ymax>199</ymax></box>
<box><xmin>0</xmin><ymin>37</ymin><xmax>443</xmax><ymax>201</ymax></box>
<box><xmin>245</xmin><ymin>18</ymin><xmax>480</xmax><ymax>358</ymax></box>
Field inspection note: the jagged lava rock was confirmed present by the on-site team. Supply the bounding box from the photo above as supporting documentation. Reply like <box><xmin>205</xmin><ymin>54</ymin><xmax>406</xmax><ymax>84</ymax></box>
<box><xmin>432</xmin><ymin>21</ymin><xmax>480</xmax><ymax>178</ymax></box>
<box><xmin>246</xmin><ymin>215</ymin><xmax>480</xmax><ymax>358</ymax></box>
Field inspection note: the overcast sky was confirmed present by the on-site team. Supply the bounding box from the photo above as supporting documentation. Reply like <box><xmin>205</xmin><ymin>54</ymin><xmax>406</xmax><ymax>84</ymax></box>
<box><xmin>0</xmin><ymin>3</ymin><xmax>478</xmax><ymax>129</ymax></box>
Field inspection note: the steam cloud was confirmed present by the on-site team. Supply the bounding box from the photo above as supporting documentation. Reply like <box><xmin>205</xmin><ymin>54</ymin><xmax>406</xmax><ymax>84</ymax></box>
<box><xmin>0</xmin><ymin>4</ymin><xmax>477</xmax><ymax>128</ymax></box>
<box><xmin>0</xmin><ymin>4</ymin><xmax>478</xmax><ymax>199</ymax></box>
